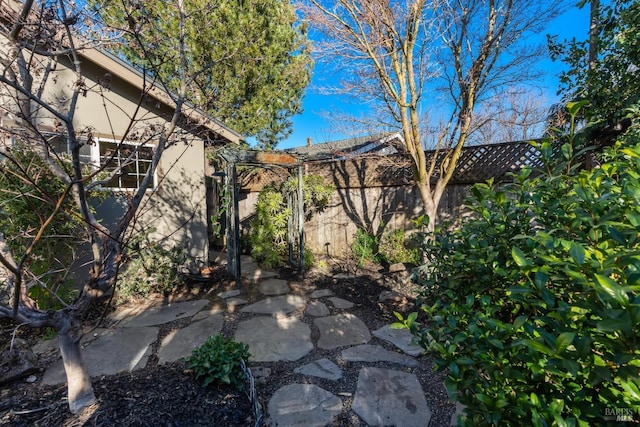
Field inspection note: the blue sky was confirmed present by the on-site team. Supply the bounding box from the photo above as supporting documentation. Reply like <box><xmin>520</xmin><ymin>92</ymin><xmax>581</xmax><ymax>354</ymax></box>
<box><xmin>278</xmin><ymin>3</ymin><xmax>591</xmax><ymax>150</ymax></box>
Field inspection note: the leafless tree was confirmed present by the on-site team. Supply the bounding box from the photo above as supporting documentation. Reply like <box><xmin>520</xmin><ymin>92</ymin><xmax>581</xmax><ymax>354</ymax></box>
<box><xmin>468</xmin><ymin>86</ymin><xmax>550</xmax><ymax>145</ymax></box>
<box><xmin>0</xmin><ymin>0</ymin><xmax>201</xmax><ymax>413</ymax></box>
<box><xmin>300</xmin><ymin>0</ymin><xmax>565</xmax><ymax>232</ymax></box>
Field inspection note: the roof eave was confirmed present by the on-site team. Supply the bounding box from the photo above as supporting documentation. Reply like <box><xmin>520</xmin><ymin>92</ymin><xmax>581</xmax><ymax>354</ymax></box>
<box><xmin>79</xmin><ymin>48</ymin><xmax>244</xmax><ymax>145</ymax></box>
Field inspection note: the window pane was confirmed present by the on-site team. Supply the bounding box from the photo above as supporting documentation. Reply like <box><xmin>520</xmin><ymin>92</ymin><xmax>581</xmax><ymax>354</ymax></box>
<box><xmin>97</xmin><ymin>140</ymin><xmax>154</xmax><ymax>189</ymax></box>
<box><xmin>138</xmin><ymin>146</ymin><xmax>154</xmax><ymax>160</ymax></box>
<box><xmin>49</xmin><ymin>136</ymin><xmax>68</xmax><ymax>155</ymax></box>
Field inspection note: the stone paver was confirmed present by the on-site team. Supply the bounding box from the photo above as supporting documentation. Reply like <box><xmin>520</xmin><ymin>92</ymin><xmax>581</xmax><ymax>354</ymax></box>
<box><xmin>241</xmin><ymin>295</ymin><xmax>306</xmax><ymax>315</ymax></box>
<box><xmin>294</xmin><ymin>358</ymin><xmax>343</xmax><ymax>381</ymax></box>
<box><xmin>267</xmin><ymin>384</ymin><xmax>343</xmax><ymax>427</ymax></box>
<box><xmin>235</xmin><ymin>315</ymin><xmax>312</xmax><ymax>362</ymax></box>
<box><xmin>258</xmin><ymin>278</ymin><xmax>290</xmax><ymax>296</ymax></box>
<box><xmin>42</xmin><ymin>326</ymin><xmax>159</xmax><ymax>385</ymax></box>
<box><xmin>315</xmin><ymin>313</ymin><xmax>371</xmax><ymax>349</ymax></box>
<box><xmin>218</xmin><ymin>289</ymin><xmax>241</xmax><ymax>299</ymax></box>
<box><xmin>372</xmin><ymin>324</ymin><xmax>424</xmax><ymax>356</ymax></box>
<box><xmin>157</xmin><ymin>315</ymin><xmax>224</xmax><ymax>364</ymax></box>
<box><xmin>328</xmin><ymin>296</ymin><xmax>354</xmax><ymax>309</ymax></box>
<box><xmin>192</xmin><ymin>305</ymin><xmax>224</xmax><ymax>321</ymax></box>
<box><xmin>352</xmin><ymin>367</ymin><xmax>431</xmax><ymax>427</ymax></box>
<box><xmin>306</xmin><ymin>300</ymin><xmax>330</xmax><ymax>317</ymax></box>
<box><xmin>309</xmin><ymin>289</ymin><xmax>333</xmax><ymax>298</ymax></box>
<box><xmin>341</xmin><ymin>344</ymin><xmax>419</xmax><ymax>367</ymax></box>
<box><xmin>110</xmin><ymin>299</ymin><xmax>209</xmax><ymax>328</ymax></box>
<box><xmin>243</xmin><ymin>262</ymin><xmax>279</xmax><ymax>281</ymax></box>
<box><xmin>226</xmin><ymin>297</ymin><xmax>248</xmax><ymax>310</ymax></box>
<box><xmin>378</xmin><ymin>290</ymin><xmax>406</xmax><ymax>303</ymax></box>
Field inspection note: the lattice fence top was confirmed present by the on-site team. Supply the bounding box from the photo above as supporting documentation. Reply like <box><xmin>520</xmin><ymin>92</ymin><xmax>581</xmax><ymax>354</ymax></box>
<box><xmin>446</xmin><ymin>140</ymin><xmax>543</xmax><ymax>184</ymax></box>
<box><xmin>238</xmin><ymin>140</ymin><xmax>546</xmax><ymax>191</ymax></box>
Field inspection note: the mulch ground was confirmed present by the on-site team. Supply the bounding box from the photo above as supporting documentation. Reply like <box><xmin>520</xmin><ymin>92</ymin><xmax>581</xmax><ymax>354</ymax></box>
<box><xmin>1</xmin><ymin>260</ymin><xmax>452</xmax><ymax>426</ymax></box>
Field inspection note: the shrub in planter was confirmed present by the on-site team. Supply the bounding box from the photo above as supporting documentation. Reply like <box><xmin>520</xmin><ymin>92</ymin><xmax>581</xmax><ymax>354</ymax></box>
<box><xmin>396</xmin><ymin>104</ymin><xmax>640</xmax><ymax>425</ymax></box>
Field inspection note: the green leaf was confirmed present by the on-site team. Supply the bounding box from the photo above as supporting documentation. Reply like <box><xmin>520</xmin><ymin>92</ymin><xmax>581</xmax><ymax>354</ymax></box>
<box><xmin>512</xmin><ymin>247</ymin><xmax>530</xmax><ymax>267</ymax></box>
<box><xmin>566</xmin><ymin>100</ymin><xmax>588</xmax><ymax>116</ymax></box>
<box><xmin>390</xmin><ymin>322</ymin><xmax>406</xmax><ymax>330</ymax></box>
<box><xmin>627</xmin><ymin>211</ymin><xmax>640</xmax><ymax>227</ymax></box>
<box><xmin>488</xmin><ymin>338</ymin><xmax>504</xmax><ymax>350</ymax></box>
<box><xmin>534</xmin><ymin>271</ymin><xmax>549</xmax><ymax>288</ymax></box>
<box><xmin>607</xmin><ymin>226</ymin><xmax>626</xmax><ymax>245</ymax></box>
<box><xmin>555</xmin><ymin>332</ymin><xmax>576</xmax><ymax>353</ymax></box>
<box><xmin>595</xmin><ymin>274</ymin><xmax>629</xmax><ymax>305</ymax></box>
<box><xmin>597</xmin><ymin>317</ymin><xmax>632</xmax><ymax>332</ymax></box>
<box><xmin>530</xmin><ymin>392</ymin><xmax>540</xmax><ymax>408</ymax></box>
<box><xmin>407</xmin><ymin>311</ymin><xmax>418</xmax><ymax>324</ymax></box>
<box><xmin>619</xmin><ymin>378</ymin><xmax>640</xmax><ymax>401</ymax></box>
<box><xmin>569</xmin><ymin>242</ymin><xmax>585</xmax><ymax>265</ymax></box>
<box><xmin>456</xmin><ymin>357</ymin><xmax>474</xmax><ymax>365</ymax></box>
<box><xmin>520</xmin><ymin>339</ymin><xmax>553</xmax><ymax>355</ymax></box>
<box><xmin>513</xmin><ymin>316</ymin><xmax>527</xmax><ymax>329</ymax></box>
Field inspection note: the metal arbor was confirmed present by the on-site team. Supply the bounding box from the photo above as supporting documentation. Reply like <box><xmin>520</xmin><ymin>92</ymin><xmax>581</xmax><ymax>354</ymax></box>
<box><xmin>216</xmin><ymin>148</ymin><xmax>305</xmax><ymax>279</ymax></box>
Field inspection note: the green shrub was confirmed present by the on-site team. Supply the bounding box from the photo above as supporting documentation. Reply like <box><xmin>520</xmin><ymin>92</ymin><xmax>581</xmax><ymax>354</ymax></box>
<box><xmin>187</xmin><ymin>334</ymin><xmax>250</xmax><ymax>390</ymax></box>
<box><xmin>397</xmin><ymin>104</ymin><xmax>640</xmax><ymax>426</ymax></box>
<box><xmin>248</xmin><ymin>186</ymin><xmax>289</xmax><ymax>268</ymax></box>
<box><xmin>378</xmin><ymin>229</ymin><xmax>420</xmax><ymax>265</ymax></box>
<box><xmin>116</xmin><ymin>238</ymin><xmax>187</xmax><ymax>302</ymax></box>
<box><xmin>303</xmin><ymin>247</ymin><xmax>314</xmax><ymax>271</ymax></box>
<box><xmin>0</xmin><ymin>146</ymin><xmax>82</xmax><ymax>309</ymax></box>
<box><xmin>351</xmin><ymin>228</ymin><xmax>380</xmax><ymax>267</ymax></box>
<box><xmin>247</xmin><ymin>175</ymin><xmax>333</xmax><ymax>269</ymax></box>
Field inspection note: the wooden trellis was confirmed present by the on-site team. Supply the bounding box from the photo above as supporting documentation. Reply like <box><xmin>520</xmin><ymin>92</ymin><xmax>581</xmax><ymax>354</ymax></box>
<box><xmin>216</xmin><ymin>148</ymin><xmax>304</xmax><ymax>279</ymax></box>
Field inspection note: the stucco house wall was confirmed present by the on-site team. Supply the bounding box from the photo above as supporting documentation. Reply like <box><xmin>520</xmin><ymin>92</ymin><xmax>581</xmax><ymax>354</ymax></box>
<box><xmin>0</xmin><ymin>34</ymin><xmax>241</xmax><ymax>264</ymax></box>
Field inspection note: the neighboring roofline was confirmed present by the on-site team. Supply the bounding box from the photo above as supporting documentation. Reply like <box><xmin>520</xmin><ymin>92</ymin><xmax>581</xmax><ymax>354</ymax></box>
<box><xmin>79</xmin><ymin>48</ymin><xmax>244</xmax><ymax>145</ymax></box>
<box><xmin>286</xmin><ymin>131</ymin><xmax>404</xmax><ymax>161</ymax></box>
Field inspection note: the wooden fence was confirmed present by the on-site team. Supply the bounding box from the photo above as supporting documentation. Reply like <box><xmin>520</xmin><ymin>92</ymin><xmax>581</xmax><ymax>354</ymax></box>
<box><xmin>235</xmin><ymin>140</ymin><xmax>541</xmax><ymax>257</ymax></box>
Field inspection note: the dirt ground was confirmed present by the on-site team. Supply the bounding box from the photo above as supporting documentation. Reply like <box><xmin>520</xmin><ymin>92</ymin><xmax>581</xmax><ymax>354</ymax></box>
<box><xmin>0</xmin><ymin>261</ymin><xmax>453</xmax><ymax>426</ymax></box>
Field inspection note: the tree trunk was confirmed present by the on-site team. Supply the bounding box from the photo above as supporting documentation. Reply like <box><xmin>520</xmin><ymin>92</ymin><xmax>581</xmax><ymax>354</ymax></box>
<box><xmin>56</xmin><ymin>315</ymin><xmax>96</xmax><ymax>413</ymax></box>
<box><xmin>416</xmin><ymin>180</ymin><xmax>437</xmax><ymax>235</ymax></box>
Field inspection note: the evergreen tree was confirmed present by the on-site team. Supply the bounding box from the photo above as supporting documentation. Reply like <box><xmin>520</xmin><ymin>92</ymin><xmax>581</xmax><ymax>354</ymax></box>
<box><xmin>91</xmin><ymin>0</ymin><xmax>312</xmax><ymax>149</ymax></box>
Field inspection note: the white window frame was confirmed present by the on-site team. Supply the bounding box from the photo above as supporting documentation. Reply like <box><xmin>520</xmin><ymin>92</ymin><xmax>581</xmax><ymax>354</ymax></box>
<box><xmin>47</xmin><ymin>134</ymin><xmax>157</xmax><ymax>191</ymax></box>
<box><xmin>95</xmin><ymin>138</ymin><xmax>157</xmax><ymax>191</ymax></box>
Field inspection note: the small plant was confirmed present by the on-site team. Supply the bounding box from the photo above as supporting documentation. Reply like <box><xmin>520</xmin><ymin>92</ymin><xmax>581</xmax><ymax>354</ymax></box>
<box><xmin>116</xmin><ymin>236</ymin><xmax>187</xmax><ymax>302</ymax></box>
<box><xmin>378</xmin><ymin>229</ymin><xmax>420</xmax><ymax>265</ymax></box>
<box><xmin>351</xmin><ymin>228</ymin><xmax>380</xmax><ymax>267</ymax></box>
<box><xmin>187</xmin><ymin>334</ymin><xmax>250</xmax><ymax>390</ymax></box>
<box><xmin>303</xmin><ymin>247</ymin><xmax>314</xmax><ymax>270</ymax></box>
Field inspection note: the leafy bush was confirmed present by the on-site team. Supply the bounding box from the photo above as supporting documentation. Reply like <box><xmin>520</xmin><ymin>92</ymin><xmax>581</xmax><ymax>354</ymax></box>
<box><xmin>247</xmin><ymin>174</ymin><xmax>333</xmax><ymax>268</ymax></box>
<box><xmin>378</xmin><ymin>229</ymin><xmax>420</xmax><ymax>265</ymax></box>
<box><xmin>397</xmin><ymin>104</ymin><xmax>640</xmax><ymax>426</ymax></box>
<box><xmin>187</xmin><ymin>334</ymin><xmax>250</xmax><ymax>390</ymax></box>
<box><xmin>116</xmin><ymin>238</ymin><xmax>187</xmax><ymax>302</ymax></box>
<box><xmin>351</xmin><ymin>228</ymin><xmax>380</xmax><ymax>267</ymax></box>
<box><xmin>0</xmin><ymin>146</ymin><xmax>82</xmax><ymax>309</ymax></box>
<box><xmin>248</xmin><ymin>186</ymin><xmax>290</xmax><ymax>268</ymax></box>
